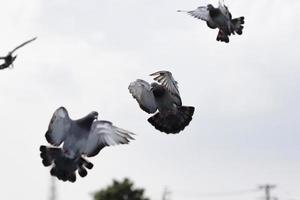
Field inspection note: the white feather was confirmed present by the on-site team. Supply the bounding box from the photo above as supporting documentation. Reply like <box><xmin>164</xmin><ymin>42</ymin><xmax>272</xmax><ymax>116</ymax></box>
<box><xmin>83</xmin><ymin>121</ymin><xmax>134</xmax><ymax>157</ymax></box>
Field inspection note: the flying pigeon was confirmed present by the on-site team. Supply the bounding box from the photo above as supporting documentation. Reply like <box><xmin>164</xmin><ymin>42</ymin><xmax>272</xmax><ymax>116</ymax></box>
<box><xmin>0</xmin><ymin>37</ymin><xmax>37</xmax><ymax>70</ymax></box>
<box><xmin>178</xmin><ymin>0</ymin><xmax>244</xmax><ymax>43</ymax></box>
<box><xmin>129</xmin><ymin>71</ymin><xmax>195</xmax><ymax>134</ymax></box>
<box><xmin>40</xmin><ymin>107</ymin><xmax>135</xmax><ymax>182</ymax></box>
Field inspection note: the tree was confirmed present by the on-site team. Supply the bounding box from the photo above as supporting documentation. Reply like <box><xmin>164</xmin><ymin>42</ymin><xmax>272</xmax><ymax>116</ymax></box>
<box><xmin>93</xmin><ymin>178</ymin><xmax>150</xmax><ymax>200</ymax></box>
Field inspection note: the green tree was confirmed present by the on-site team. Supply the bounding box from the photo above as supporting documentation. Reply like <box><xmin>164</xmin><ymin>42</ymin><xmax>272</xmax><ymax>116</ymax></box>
<box><xmin>93</xmin><ymin>178</ymin><xmax>150</xmax><ymax>200</ymax></box>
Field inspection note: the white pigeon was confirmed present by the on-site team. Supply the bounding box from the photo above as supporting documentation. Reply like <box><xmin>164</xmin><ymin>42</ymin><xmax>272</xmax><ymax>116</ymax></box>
<box><xmin>178</xmin><ymin>0</ymin><xmax>244</xmax><ymax>43</ymax></box>
<box><xmin>129</xmin><ymin>71</ymin><xmax>195</xmax><ymax>134</ymax></box>
<box><xmin>40</xmin><ymin>107</ymin><xmax>135</xmax><ymax>182</ymax></box>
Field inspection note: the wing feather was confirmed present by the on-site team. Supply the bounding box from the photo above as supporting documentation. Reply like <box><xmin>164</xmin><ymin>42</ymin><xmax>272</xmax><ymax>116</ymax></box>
<box><xmin>218</xmin><ymin>0</ymin><xmax>231</xmax><ymax>19</ymax></box>
<box><xmin>83</xmin><ymin>121</ymin><xmax>135</xmax><ymax>157</ymax></box>
<box><xmin>178</xmin><ymin>6</ymin><xmax>210</xmax><ymax>22</ymax></box>
<box><xmin>10</xmin><ymin>37</ymin><xmax>37</xmax><ymax>54</ymax></box>
<box><xmin>45</xmin><ymin>107</ymin><xmax>72</xmax><ymax>146</ymax></box>
<box><xmin>128</xmin><ymin>79</ymin><xmax>157</xmax><ymax>114</ymax></box>
<box><xmin>150</xmin><ymin>71</ymin><xmax>182</xmax><ymax>105</ymax></box>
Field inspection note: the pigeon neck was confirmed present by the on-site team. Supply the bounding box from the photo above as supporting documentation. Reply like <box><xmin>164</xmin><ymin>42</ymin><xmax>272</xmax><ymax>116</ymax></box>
<box><xmin>76</xmin><ymin>116</ymin><xmax>95</xmax><ymax>130</ymax></box>
<box><xmin>152</xmin><ymin>86</ymin><xmax>166</xmax><ymax>98</ymax></box>
<box><xmin>209</xmin><ymin>8</ymin><xmax>221</xmax><ymax>17</ymax></box>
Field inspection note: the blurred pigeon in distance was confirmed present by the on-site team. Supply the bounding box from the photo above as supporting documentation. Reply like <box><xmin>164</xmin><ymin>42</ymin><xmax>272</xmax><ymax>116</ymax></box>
<box><xmin>129</xmin><ymin>71</ymin><xmax>195</xmax><ymax>134</ymax></box>
<box><xmin>40</xmin><ymin>107</ymin><xmax>135</xmax><ymax>182</ymax></box>
<box><xmin>178</xmin><ymin>0</ymin><xmax>244</xmax><ymax>43</ymax></box>
<box><xmin>0</xmin><ymin>37</ymin><xmax>37</xmax><ymax>70</ymax></box>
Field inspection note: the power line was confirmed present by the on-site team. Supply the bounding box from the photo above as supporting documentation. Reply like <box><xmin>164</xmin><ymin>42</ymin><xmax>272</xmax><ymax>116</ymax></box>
<box><xmin>192</xmin><ymin>188</ymin><xmax>259</xmax><ymax>197</ymax></box>
<box><xmin>170</xmin><ymin>188</ymin><xmax>259</xmax><ymax>198</ymax></box>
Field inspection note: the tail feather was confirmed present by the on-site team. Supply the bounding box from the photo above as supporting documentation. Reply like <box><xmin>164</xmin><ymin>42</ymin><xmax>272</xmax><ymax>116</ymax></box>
<box><xmin>40</xmin><ymin>145</ymin><xmax>61</xmax><ymax>167</ymax></box>
<box><xmin>53</xmin><ymin>156</ymin><xmax>78</xmax><ymax>182</ymax></box>
<box><xmin>216</xmin><ymin>30</ymin><xmax>229</xmax><ymax>43</ymax></box>
<box><xmin>148</xmin><ymin>106</ymin><xmax>195</xmax><ymax>134</ymax></box>
<box><xmin>79</xmin><ymin>157</ymin><xmax>94</xmax><ymax>169</ymax></box>
<box><xmin>78</xmin><ymin>166</ymin><xmax>88</xmax><ymax>177</ymax></box>
<box><xmin>232</xmin><ymin>16</ymin><xmax>244</xmax><ymax>35</ymax></box>
<box><xmin>39</xmin><ymin>145</ymin><xmax>93</xmax><ymax>182</ymax></box>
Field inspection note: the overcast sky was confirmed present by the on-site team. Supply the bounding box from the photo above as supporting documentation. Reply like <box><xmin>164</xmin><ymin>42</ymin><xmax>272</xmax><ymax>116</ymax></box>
<box><xmin>0</xmin><ymin>0</ymin><xmax>299</xmax><ymax>200</ymax></box>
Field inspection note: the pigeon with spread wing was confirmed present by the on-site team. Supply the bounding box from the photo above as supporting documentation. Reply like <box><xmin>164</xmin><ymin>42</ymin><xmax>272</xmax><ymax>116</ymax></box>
<box><xmin>129</xmin><ymin>71</ymin><xmax>195</xmax><ymax>134</ymax></box>
<box><xmin>178</xmin><ymin>0</ymin><xmax>244</xmax><ymax>43</ymax></box>
<box><xmin>0</xmin><ymin>37</ymin><xmax>37</xmax><ymax>70</ymax></box>
<box><xmin>40</xmin><ymin>107</ymin><xmax>134</xmax><ymax>182</ymax></box>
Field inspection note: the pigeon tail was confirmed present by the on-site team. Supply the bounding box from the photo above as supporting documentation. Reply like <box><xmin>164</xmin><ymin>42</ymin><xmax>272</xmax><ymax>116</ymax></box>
<box><xmin>79</xmin><ymin>157</ymin><xmax>94</xmax><ymax>169</ymax></box>
<box><xmin>40</xmin><ymin>145</ymin><xmax>75</xmax><ymax>182</ymax></box>
<box><xmin>216</xmin><ymin>29</ymin><xmax>230</xmax><ymax>43</ymax></box>
<box><xmin>231</xmin><ymin>16</ymin><xmax>244</xmax><ymax>35</ymax></box>
<box><xmin>148</xmin><ymin>106</ymin><xmax>195</xmax><ymax>134</ymax></box>
<box><xmin>40</xmin><ymin>145</ymin><xmax>61</xmax><ymax>166</ymax></box>
<box><xmin>39</xmin><ymin>145</ymin><xmax>93</xmax><ymax>182</ymax></box>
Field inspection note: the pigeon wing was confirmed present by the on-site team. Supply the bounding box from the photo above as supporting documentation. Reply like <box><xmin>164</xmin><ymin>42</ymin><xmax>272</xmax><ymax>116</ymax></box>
<box><xmin>9</xmin><ymin>37</ymin><xmax>37</xmax><ymax>54</ymax></box>
<box><xmin>129</xmin><ymin>79</ymin><xmax>158</xmax><ymax>114</ymax></box>
<box><xmin>83</xmin><ymin>120</ymin><xmax>135</xmax><ymax>157</ymax></box>
<box><xmin>218</xmin><ymin>0</ymin><xmax>231</xmax><ymax>19</ymax></box>
<box><xmin>45</xmin><ymin>107</ymin><xmax>72</xmax><ymax>146</ymax></box>
<box><xmin>178</xmin><ymin>6</ymin><xmax>210</xmax><ymax>22</ymax></box>
<box><xmin>150</xmin><ymin>71</ymin><xmax>182</xmax><ymax>105</ymax></box>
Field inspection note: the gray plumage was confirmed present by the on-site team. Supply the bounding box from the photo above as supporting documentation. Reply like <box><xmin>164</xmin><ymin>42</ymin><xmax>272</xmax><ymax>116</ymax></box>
<box><xmin>178</xmin><ymin>0</ymin><xmax>244</xmax><ymax>43</ymax></box>
<box><xmin>40</xmin><ymin>107</ymin><xmax>134</xmax><ymax>182</ymax></box>
<box><xmin>129</xmin><ymin>71</ymin><xmax>195</xmax><ymax>134</ymax></box>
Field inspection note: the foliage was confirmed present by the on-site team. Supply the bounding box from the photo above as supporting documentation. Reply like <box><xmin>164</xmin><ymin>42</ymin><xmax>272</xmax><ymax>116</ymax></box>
<box><xmin>93</xmin><ymin>178</ymin><xmax>150</xmax><ymax>200</ymax></box>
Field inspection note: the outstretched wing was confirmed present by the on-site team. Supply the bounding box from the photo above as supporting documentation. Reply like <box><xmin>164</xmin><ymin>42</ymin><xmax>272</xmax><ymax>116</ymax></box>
<box><xmin>178</xmin><ymin>6</ymin><xmax>210</xmax><ymax>22</ymax></box>
<box><xmin>150</xmin><ymin>71</ymin><xmax>182</xmax><ymax>105</ymax></box>
<box><xmin>218</xmin><ymin>0</ymin><xmax>231</xmax><ymax>19</ymax></box>
<box><xmin>83</xmin><ymin>120</ymin><xmax>135</xmax><ymax>157</ymax></box>
<box><xmin>9</xmin><ymin>37</ymin><xmax>37</xmax><ymax>54</ymax></box>
<box><xmin>129</xmin><ymin>79</ymin><xmax>158</xmax><ymax>114</ymax></box>
<box><xmin>45</xmin><ymin>107</ymin><xmax>72</xmax><ymax>146</ymax></box>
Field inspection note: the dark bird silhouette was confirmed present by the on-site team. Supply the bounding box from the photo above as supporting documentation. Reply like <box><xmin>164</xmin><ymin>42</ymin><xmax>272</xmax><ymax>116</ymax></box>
<box><xmin>40</xmin><ymin>107</ymin><xmax>135</xmax><ymax>182</ymax></box>
<box><xmin>178</xmin><ymin>0</ymin><xmax>244</xmax><ymax>43</ymax></box>
<box><xmin>0</xmin><ymin>37</ymin><xmax>37</xmax><ymax>70</ymax></box>
<box><xmin>129</xmin><ymin>71</ymin><xmax>195</xmax><ymax>134</ymax></box>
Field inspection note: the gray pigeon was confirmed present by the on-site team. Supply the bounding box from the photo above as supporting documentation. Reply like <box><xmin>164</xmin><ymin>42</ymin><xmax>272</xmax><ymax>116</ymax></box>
<box><xmin>178</xmin><ymin>0</ymin><xmax>244</xmax><ymax>43</ymax></box>
<box><xmin>40</xmin><ymin>107</ymin><xmax>135</xmax><ymax>182</ymax></box>
<box><xmin>129</xmin><ymin>71</ymin><xmax>195</xmax><ymax>134</ymax></box>
<box><xmin>0</xmin><ymin>37</ymin><xmax>37</xmax><ymax>70</ymax></box>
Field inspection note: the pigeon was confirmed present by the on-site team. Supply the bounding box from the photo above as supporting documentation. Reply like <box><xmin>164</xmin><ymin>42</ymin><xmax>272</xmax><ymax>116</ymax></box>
<box><xmin>129</xmin><ymin>71</ymin><xmax>195</xmax><ymax>134</ymax></box>
<box><xmin>40</xmin><ymin>107</ymin><xmax>135</xmax><ymax>182</ymax></box>
<box><xmin>178</xmin><ymin>0</ymin><xmax>244</xmax><ymax>43</ymax></box>
<box><xmin>0</xmin><ymin>37</ymin><xmax>37</xmax><ymax>70</ymax></box>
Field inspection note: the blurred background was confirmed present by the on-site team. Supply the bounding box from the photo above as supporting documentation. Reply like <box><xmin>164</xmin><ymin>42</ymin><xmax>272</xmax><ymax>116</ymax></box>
<box><xmin>0</xmin><ymin>0</ymin><xmax>299</xmax><ymax>200</ymax></box>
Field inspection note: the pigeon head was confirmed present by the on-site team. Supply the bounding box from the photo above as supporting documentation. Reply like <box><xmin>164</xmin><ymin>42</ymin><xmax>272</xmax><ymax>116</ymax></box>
<box><xmin>88</xmin><ymin>111</ymin><xmax>99</xmax><ymax>120</ymax></box>
<box><xmin>151</xmin><ymin>83</ymin><xmax>165</xmax><ymax>97</ymax></box>
<box><xmin>76</xmin><ymin>111</ymin><xmax>98</xmax><ymax>130</ymax></box>
<box><xmin>207</xmin><ymin>4</ymin><xmax>215</xmax><ymax>10</ymax></box>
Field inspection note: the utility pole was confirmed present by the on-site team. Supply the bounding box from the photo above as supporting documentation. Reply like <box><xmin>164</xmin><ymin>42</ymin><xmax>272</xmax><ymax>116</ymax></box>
<box><xmin>259</xmin><ymin>184</ymin><xmax>276</xmax><ymax>200</ymax></box>
<box><xmin>49</xmin><ymin>176</ymin><xmax>57</xmax><ymax>200</ymax></box>
<box><xmin>162</xmin><ymin>187</ymin><xmax>172</xmax><ymax>200</ymax></box>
